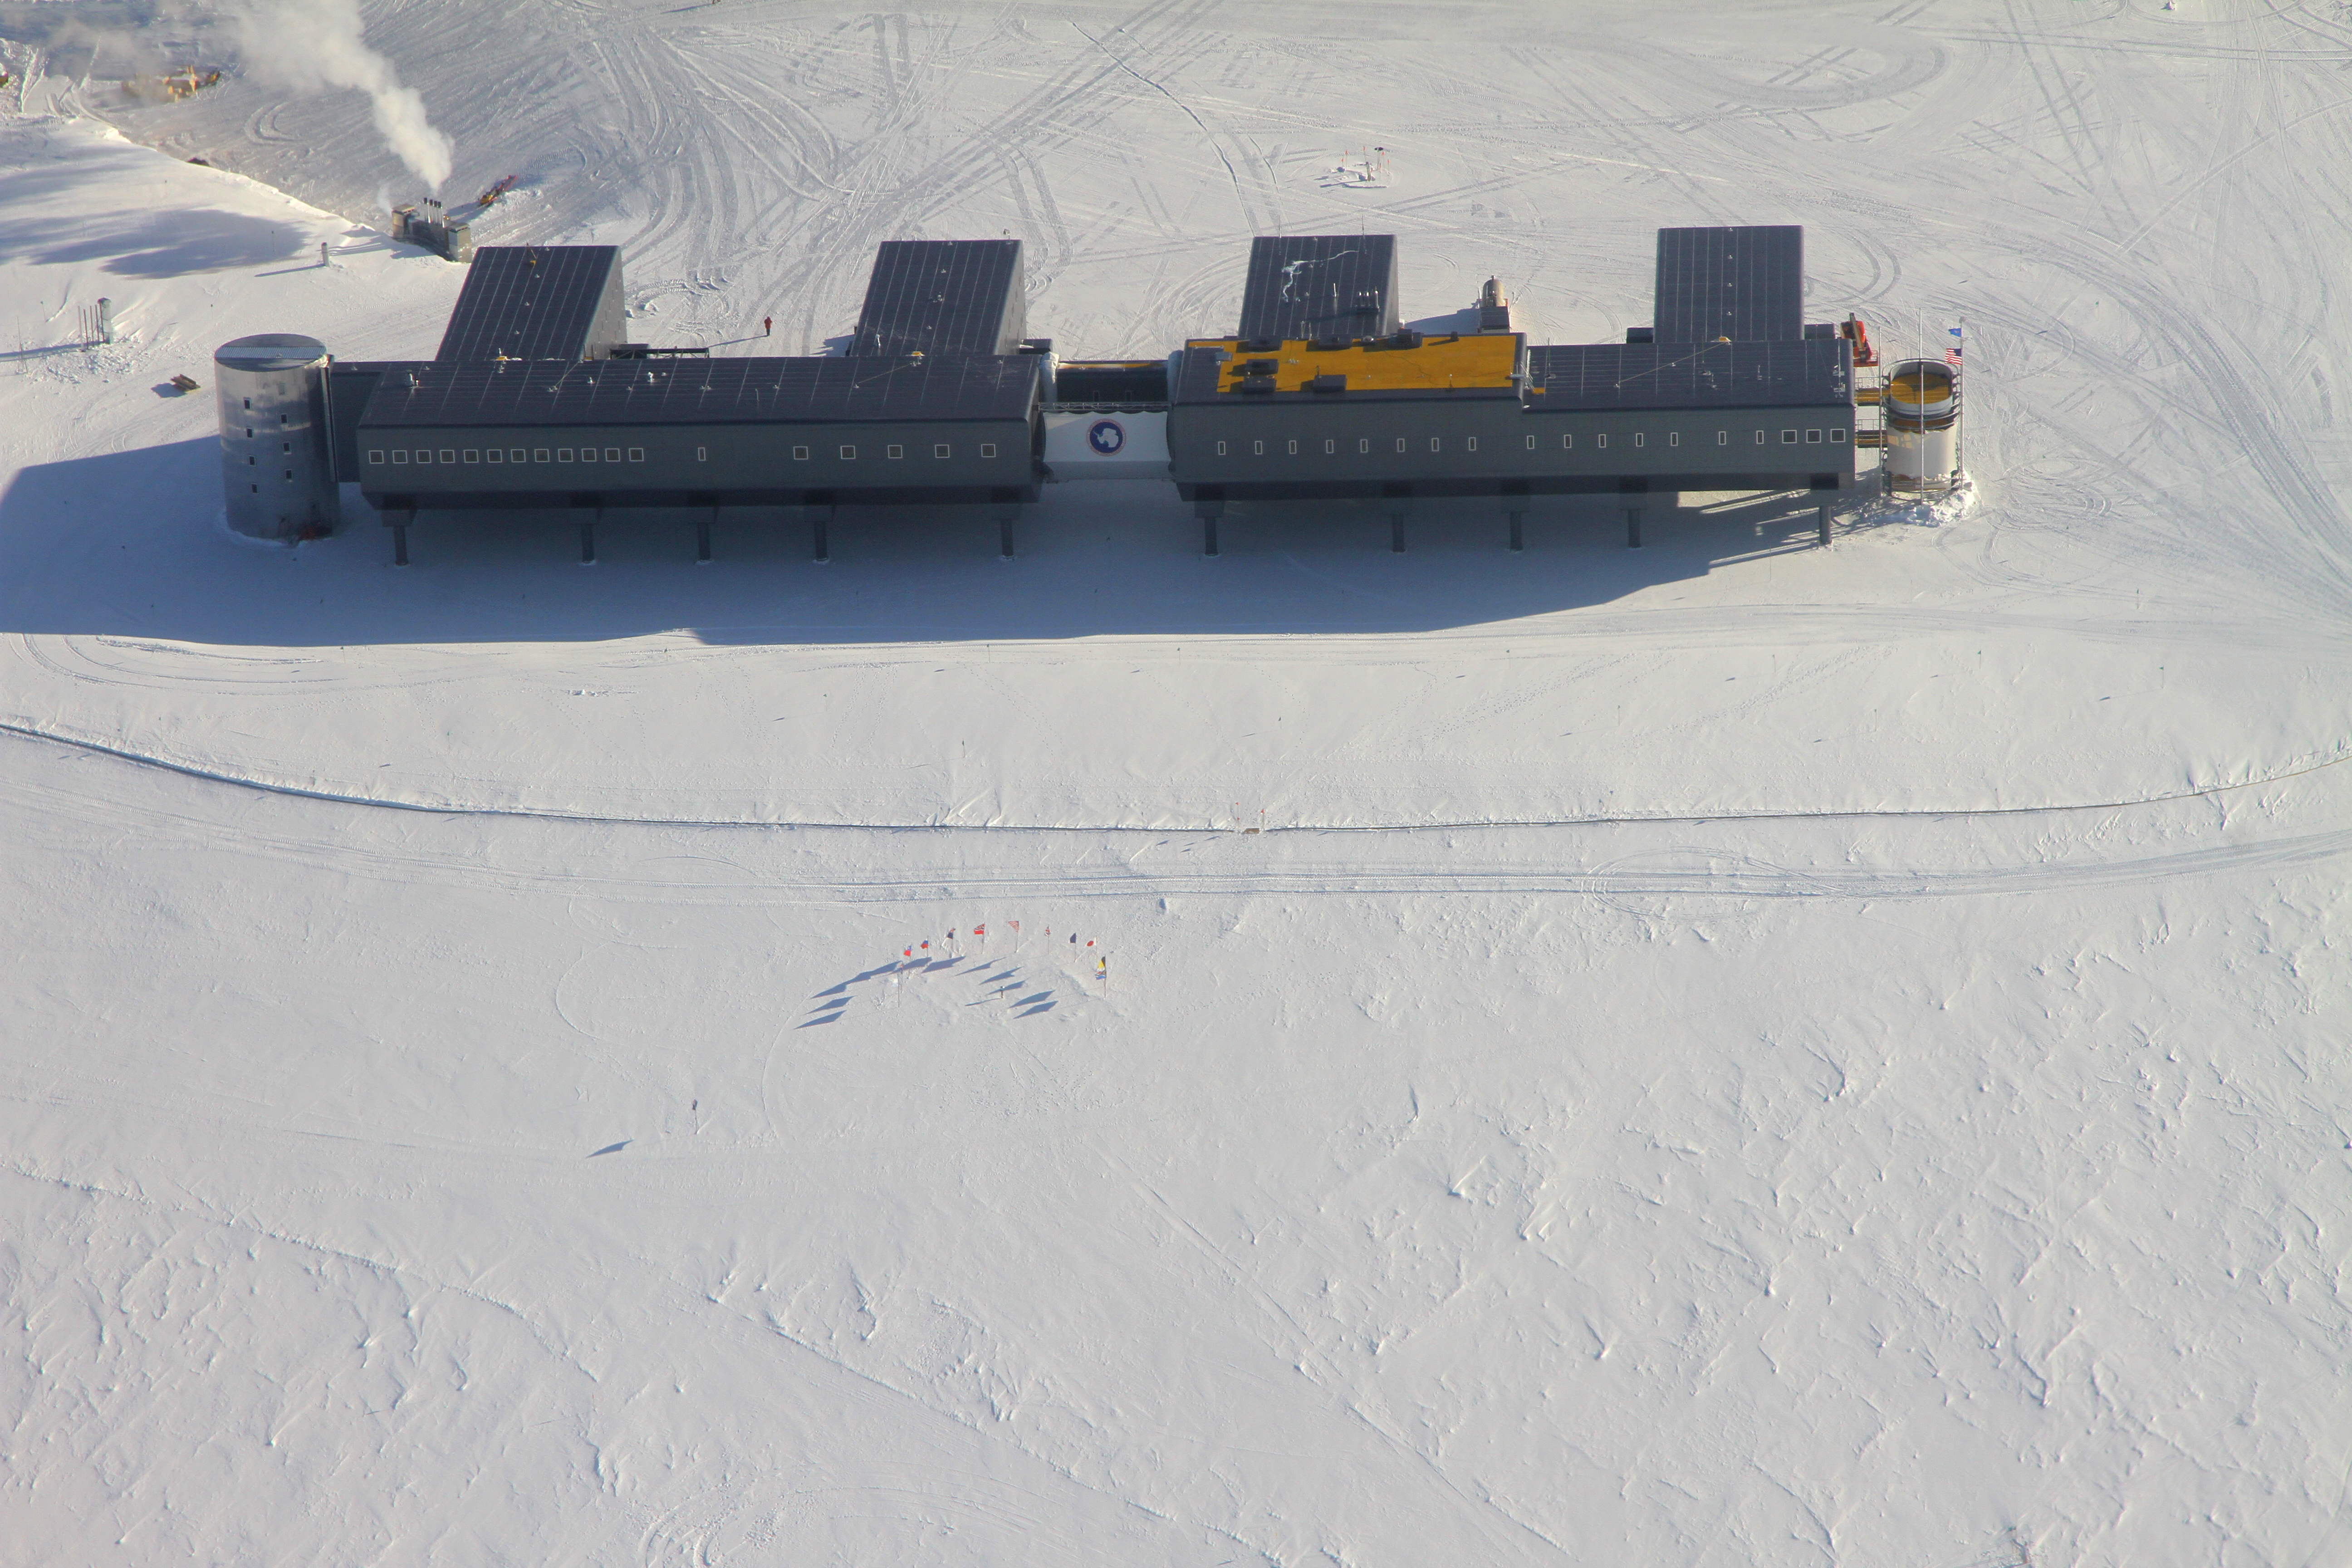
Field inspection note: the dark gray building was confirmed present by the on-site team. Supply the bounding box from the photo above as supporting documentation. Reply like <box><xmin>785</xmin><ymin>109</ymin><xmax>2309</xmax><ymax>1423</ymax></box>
<box><xmin>318</xmin><ymin>240</ymin><xmax>1048</xmax><ymax>563</ymax></box>
<box><xmin>1168</xmin><ymin>225</ymin><xmax>1854</xmax><ymax>549</ymax></box>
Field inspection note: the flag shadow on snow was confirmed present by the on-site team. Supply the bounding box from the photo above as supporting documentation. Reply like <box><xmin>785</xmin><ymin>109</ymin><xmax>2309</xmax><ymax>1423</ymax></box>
<box><xmin>0</xmin><ymin>441</ymin><xmax>1840</xmax><ymax>647</ymax></box>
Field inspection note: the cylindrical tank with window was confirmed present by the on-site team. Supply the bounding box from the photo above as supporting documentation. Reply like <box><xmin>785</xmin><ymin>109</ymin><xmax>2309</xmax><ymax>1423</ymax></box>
<box><xmin>215</xmin><ymin>333</ymin><xmax>338</xmax><ymax>539</ymax></box>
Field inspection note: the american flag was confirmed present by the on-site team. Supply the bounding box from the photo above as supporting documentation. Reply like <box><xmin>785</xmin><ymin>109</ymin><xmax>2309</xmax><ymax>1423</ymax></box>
<box><xmin>1946</xmin><ymin>325</ymin><xmax>1963</xmax><ymax>366</ymax></box>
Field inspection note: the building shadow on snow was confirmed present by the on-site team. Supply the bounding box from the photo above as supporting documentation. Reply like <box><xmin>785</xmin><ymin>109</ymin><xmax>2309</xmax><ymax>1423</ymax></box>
<box><xmin>0</xmin><ymin>437</ymin><xmax>1841</xmax><ymax>647</ymax></box>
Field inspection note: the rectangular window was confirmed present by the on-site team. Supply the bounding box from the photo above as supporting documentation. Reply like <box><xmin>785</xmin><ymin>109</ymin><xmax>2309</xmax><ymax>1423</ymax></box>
<box><xmin>369</xmin><ymin>450</ymin><xmax>385</xmax><ymax>464</ymax></box>
<box><xmin>1668</xmin><ymin>431</ymin><xmax>1680</xmax><ymax>447</ymax></box>
<box><xmin>1525</xmin><ymin>435</ymin><xmax>1536</xmax><ymax>450</ymax></box>
<box><xmin>487</xmin><ymin>449</ymin><xmax>502</xmax><ymax>464</ymax></box>
<box><xmin>1805</xmin><ymin>429</ymin><xmax>1823</xmax><ymax>444</ymax></box>
<box><xmin>1429</xmin><ymin>437</ymin><xmax>1441</xmax><ymax>452</ymax></box>
<box><xmin>1562</xmin><ymin>433</ymin><xmax>1573</xmax><ymax>449</ymax></box>
<box><xmin>839</xmin><ymin>445</ymin><xmax>857</xmax><ymax>460</ymax></box>
<box><xmin>536</xmin><ymin>449</ymin><xmax>551</xmax><ymax>463</ymax></box>
<box><xmin>511</xmin><ymin>449</ymin><xmax>527</xmax><ymax>463</ymax></box>
<box><xmin>793</xmin><ymin>446</ymin><xmax>810</xmax><ymax>461</ymax></box>
<box><xmin>1286</xmin><ymin>440</ymin><xmax>1297</xmax><ymax>455</ymax></box>
<box><xmin>558</xmin><ymin>448</ymin><xmax>574</xmax><ymax>461</ymax></box>
<box><xmin>886</xmin><ymin>444</ymin><xmax>905</xmax><ymax>460</ymax></box>
<box><xmin>282</xmin><ymin>442</ymin><xmax>291</xmax><ymax>454</ymax></box>
<box><xmin>411</xmin><ymin>450</ymin><xmax>429</xmax><ymax>464</ymax></box>
<box><xmin>1358</xmin><ymin>438</ymin><xmax>1369</xmax><ymax>454</ymax></box>
<box><xmin>243</xmin><ymin>398</ymin><xmax>250</xmax><ymax>410</ymax></box>
<box><xmin>1253</xmin><ymin>440</ymin><xmax>1264</xmax><ymax>455</ymax></box>
<box><xmin>463</xmin><ymin>449</ymin><xmax>480</xmax><ymax>463</ymax></box>
<box><xmin>1216</xmin><ymin>441</ymin><xmax>1228</xmax><ymax>456</ymax></box>
<box><xmin>439</xmin><ymin>450</ymin><xmax>455</xmax><ymax>464</ymax></box>
<box><xmin>1395</xmin><ymin>438</ymin><xmax>1406</xmax><ymax>453</ymax></box>
<box><xmin>1830</xmin><ymin>427</ymin><xmax>1848</xmax><ymax>443</ymax></box>
<box><xmin>627</xmin><ymin>448</ymin><xmax>644</xmax><ymax>462</ymax></box>
<box><xmin>980</xmin><ymin>443</ymin><xmax>997</xmax><ymax>458</ymax></box>
<box><xmin>1324</xmin><ymin>439</ymin><xmax>1336</xmax><ymax>455</ymax></box>
<box><xmin>1466</xmin><ymin>436</ymin><xmax>1478</xmax><ymax>452</ymax></box>
<box><xmin>1634</xmin><ymin>432</ymin><xmax>1646</xmax><ymax>448</ymax></box>
<box><xmin>1596</xmin><ymin>433</ymin><xmax>1609</xmax><ymax>449</ymax></box>
<box><xmin>283</xmin><ymin>470</ymin><xmax>293</xmax><ymax>480</ymax></box>
<box><xmin>249</xmin><ymin>456</ymin><xmax>256</xmax><ymax>466</ymax></box>
<box><xmin>1717</xmin><ymin>431</ymin><xmax>1728</xmax><ymax>446</ymax></box>
<box><xmin>604</xmin><ymin>448</ymin><xmax>621</xmax><ymax>463</ymax></box>
<box><xmin>1781</xmin><ymin>430</ymin><xmax>1798</xmax><ymax>444</ymax></box>
<box><xmin>934</xmin><ymin>444</ymin><xmax>951</xmax><ymax>459</ymax></box>
<box><xmin>1754</xmin><ymin>431</ymin><xmax>1766</xmax><ymax>446</ymax></box>
<box><xmin>581</xmin><ymin>447</ymin><xmax>598</xmax><ymax>463</ymax></box>
<box><xmin>695</xmin><ymin>446</ymin><xmax>707</xmax><ymax>462</ymax></box>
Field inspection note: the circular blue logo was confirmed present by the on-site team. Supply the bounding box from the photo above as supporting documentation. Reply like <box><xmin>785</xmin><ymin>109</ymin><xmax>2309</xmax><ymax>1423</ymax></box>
<box><xmin>1087</xmin><ymin>419</ymin><xmax>1126</xmax><ymax>455</ymax></box>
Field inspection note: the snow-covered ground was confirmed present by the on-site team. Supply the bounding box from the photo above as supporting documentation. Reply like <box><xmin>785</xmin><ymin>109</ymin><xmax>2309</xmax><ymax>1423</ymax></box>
<box><xmin>3</xmin><ymin>3</ymin><xmax>2349</xmax><ymax>1564</ymax></box>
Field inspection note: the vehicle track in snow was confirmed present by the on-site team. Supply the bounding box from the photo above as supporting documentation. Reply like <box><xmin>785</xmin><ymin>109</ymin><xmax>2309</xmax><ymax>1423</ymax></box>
<box><xmin>7</xmin><ymin>722</ymin><xmax>2347</xmax><ymax>908</ymax></box>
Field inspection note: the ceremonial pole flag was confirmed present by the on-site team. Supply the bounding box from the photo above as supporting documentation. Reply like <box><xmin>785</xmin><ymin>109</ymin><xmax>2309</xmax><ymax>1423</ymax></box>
<box><xmin>1946</xmin><ymin>324</ymin><xmax>1963</xmax><ymax>366</ymax></box>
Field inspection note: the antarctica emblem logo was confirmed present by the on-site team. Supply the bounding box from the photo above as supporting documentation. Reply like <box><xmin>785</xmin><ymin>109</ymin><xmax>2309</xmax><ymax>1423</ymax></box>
<box><xmin>1087</xmin><ymin>419</ymin><xmax>1126</xmax><ymax>455</ymax></box>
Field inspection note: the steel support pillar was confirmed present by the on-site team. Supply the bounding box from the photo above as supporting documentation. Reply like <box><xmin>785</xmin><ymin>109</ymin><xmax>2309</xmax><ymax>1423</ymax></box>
<box><xmin>1625</xmin><ymin>506</ymin><xmax>1643</xmax><ymax>549</ymax></box>
<box><xmin>391</xmin><ymin>520</ymin><xmax>409</xmax><ymax>567</ymax></box>
<box><xmin>1195</xmin><ymin>495</ymin><xmax>1225</xmax><ymax>557</ymax></box>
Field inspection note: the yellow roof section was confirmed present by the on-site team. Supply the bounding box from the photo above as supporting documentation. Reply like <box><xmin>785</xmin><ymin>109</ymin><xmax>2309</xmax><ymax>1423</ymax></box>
<box><xmin>1191</xmin><ymin>334</ymin><xmax>1521</xmax><ymax>393</ymax></box>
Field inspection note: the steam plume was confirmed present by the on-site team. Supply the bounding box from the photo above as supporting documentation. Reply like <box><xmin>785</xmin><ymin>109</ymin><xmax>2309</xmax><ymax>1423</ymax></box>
<box><xmin>231</xmin><ymin>0</ymin><xmax>451</xmax><ymax>190</ymax></box>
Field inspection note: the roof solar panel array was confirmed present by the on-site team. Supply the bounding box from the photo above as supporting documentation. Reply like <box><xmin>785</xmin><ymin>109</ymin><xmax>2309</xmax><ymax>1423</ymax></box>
<box><xmin>1652</xmin><ymin>226</ymin><xmax>1803</xmax><ymax>343</ymax></box>
<box><xmin>360</xmin><ymin>354</ymin><xmax>1041</xmax><ymax>429</ymax></box>
<box><xmin>435</xmin><ymin>246</ymin><xmax>627</xmax><ymax>363</ymax></box>
<box><xmin>1237</xmin><ymin>235</ymin><xmax>1401</xmax><ymax>342</ymax></box>
<box><xmin>849</xmin><ymin>240</ymin><xmax>1026</xmax><ymax>358</ymax></box>
<box><xmin>1525</xmin><ymin>339</ymin><xmax>1848</xmax><ymax>410</ymax></box>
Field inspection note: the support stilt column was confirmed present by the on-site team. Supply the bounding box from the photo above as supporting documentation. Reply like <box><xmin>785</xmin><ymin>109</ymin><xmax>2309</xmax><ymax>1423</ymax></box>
<box><xmin>1503</xmin><ymin>484</ymin><xmax>1529</xmax><ymax>553</ymax></box>
<box><xmin>1382</xmin><ymin>483</ymin><xmax>1411</xmax><ymax>553</ymax></box>
<box><xmin>808</xmin><ymin>502</ymin><xmax>833</xmax><ymax>563</ymax></box>
<box><xmin>992</xmin><ymin>487</ymin><xmax>1021</xmax><ymax>560</ymax></box>
<box><xmin>1195</xmin><ymin>490</ymin><xmax>1225</xmax><ymax>556</ymax></box>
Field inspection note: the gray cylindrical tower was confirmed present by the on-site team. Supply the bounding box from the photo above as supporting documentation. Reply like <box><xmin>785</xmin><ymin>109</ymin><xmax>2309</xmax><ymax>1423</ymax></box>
<box><xmin>216</xmin><ymin>333</ymin><xmax>337</xmax><ymax>539</ymax></box>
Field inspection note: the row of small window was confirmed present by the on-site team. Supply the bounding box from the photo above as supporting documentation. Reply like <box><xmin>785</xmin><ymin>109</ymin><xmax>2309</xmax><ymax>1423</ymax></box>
<box><xmin>366</xmin><ymin>442</ymin><xmax>1003</xmax><ymax>466</ymax></box>
<box><xmin>1214</xmin><ymin>429</ymin><xmax>1850</xmax><ymax>456</ymax></box>
<box><xmin>777</xmin><ymin>443</ymin><xmax>1000</xmax><ymax>461</ymax></box>
<box><xmin>372</xmin><ymin>446</ymin><xmax>647</xmax><ymax>466</ymax></box>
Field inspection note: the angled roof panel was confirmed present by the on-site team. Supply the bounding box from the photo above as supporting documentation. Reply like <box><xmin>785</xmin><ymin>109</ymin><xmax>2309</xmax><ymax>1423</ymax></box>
<box><xmin>436</xmin><ymin>245</ymin><xmax>627</xmax><ymax>363</ymax></box>
<box><xmin>849</xmin><ymin>240</ymin><xmax>1026</xmax><ymax>358</ymax></box>
<box><xmin>1237</xmin><ymin>235</ymin><xmax>1400</xmax><ymax>341</ymax></box>
<box><xmin>1652</xmin><ymin>225</ymin><xmax>1803</xmax><ymax>343</ymax></box>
